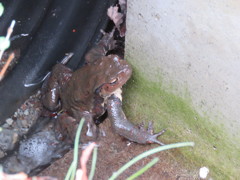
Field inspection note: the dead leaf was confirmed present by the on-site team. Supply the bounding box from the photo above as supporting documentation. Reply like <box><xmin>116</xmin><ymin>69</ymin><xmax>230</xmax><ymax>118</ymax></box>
<box><xmin>107</xmin><ymin>6</ymin><xmax>123</xmax><ymax>27</ymax></box>
<box><xmin>107</xmin><ymin>1</ymin><xmax>127</xmax><ymax>37</ymax></box>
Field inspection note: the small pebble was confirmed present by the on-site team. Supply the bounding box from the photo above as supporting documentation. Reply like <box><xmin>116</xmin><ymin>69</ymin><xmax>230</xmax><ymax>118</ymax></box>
<box><xmin>14</xmin><ymin>112</ymin><xmax>18</xmax><ymax>117</ymax></box>
<box><xmin>199</xmin><ymin>166</ymin><xmax>209</xmax><ymax>179</ymax></box>
<box><xmin>24</xmin><ymin>109</ymin><xmax>29</xmax><ymax>116</ymax></box>
<box><xmin>6</xmin><ymin>118</ymin><xmax>14</xmax><ymax>125</ymax></box>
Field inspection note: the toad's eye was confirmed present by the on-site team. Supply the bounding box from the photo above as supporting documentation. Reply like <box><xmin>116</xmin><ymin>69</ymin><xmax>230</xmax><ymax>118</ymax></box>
<box><xmin>110</xmin><ymin>78</ymin><xmax>118</xmax><ymax>84</ymax></box>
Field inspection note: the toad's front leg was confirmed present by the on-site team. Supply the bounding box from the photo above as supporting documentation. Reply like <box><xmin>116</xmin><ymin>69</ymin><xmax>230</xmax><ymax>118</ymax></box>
<box><xmin>107</xmin><ymin>95</ymin><xmax>166</xmax><ymax>145</ymax></box>
<box><xmin>41</xmin><ymin>64</ymin><xmax>73</xmax><ymax>111</ymax></box>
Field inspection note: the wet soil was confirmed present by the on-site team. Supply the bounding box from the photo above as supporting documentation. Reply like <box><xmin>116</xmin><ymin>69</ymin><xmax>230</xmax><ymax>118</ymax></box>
<box><xmin>39</xmin><ymin>118</ymin><xmax>198</xmax><ymax>180</ymax></box>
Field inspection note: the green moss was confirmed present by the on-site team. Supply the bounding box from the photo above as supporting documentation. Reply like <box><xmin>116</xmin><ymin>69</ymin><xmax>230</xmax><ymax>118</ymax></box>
<box><xmin>122</xmin><ymin>68</ymin><xmax>240</xmax><ymax>179</ymax></box>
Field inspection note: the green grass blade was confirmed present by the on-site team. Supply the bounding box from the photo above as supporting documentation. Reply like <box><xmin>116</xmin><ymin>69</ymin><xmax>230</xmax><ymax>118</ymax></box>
<box><xmin>126</xmin><ymin>157</ymin><xmax>159</xmax><ymax>180</ymax></box>
<box><xmin>88</xmin><ymin>146</ymin><xmax>98</xmax><ymax>180</ymax></box>
<box><xmin>65</xmin><ymin>162</ymin><xmax>75</xmax><ymax>180</ymax></box>
<box><xmin>65</xmin><ymin>118</ymin><xmax>85</xmax><ymax>180</ymax></box>
<box><xmin>109</xmin><ymin>142</ymin><xmax>194</xmax><ymax>180</ymax></box>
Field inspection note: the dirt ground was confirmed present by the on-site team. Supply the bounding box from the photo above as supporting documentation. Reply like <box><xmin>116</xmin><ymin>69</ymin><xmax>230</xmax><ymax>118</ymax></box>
<box><xmin>39</xmin><ymin>118</ymin><xmax>198</xmax><ymax>180</ymax></box>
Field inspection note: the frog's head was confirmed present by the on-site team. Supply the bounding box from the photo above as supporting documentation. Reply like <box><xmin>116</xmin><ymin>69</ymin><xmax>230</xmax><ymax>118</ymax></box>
<box><xmin>94</xmin><ymin>55</ymin><xmax>132</xmax><ymax>98</ymax></box>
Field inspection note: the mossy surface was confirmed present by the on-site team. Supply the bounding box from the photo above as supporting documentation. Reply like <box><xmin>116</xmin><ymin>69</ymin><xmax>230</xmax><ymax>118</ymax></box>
<box><xmin>122</xmin><ymin>67</ymin><xmax>240</xmax><ymax>179</ymax></box>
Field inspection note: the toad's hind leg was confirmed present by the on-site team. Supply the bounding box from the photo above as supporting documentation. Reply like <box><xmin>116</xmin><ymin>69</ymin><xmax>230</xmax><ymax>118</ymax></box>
<box><xmin>107</xmin><ymin>95</ymin><xmax>166</xmax><ymax>145</ymax></box>
<box><xmin>55</xmin><ymin>112</ymin><xmax>98</xmax><ymax>143</ymax></box>
<box><xmin>41</xmin><ymin>64</ymin><xmax>72</xmax><ymax>111</ymax></box>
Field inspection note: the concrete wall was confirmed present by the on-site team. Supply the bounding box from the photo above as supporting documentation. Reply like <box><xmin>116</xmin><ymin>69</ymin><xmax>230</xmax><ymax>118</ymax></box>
<box><xmin>125</xmin><ymin>0</ymin><xmax>240</xmax><ymax>144</ymax></box>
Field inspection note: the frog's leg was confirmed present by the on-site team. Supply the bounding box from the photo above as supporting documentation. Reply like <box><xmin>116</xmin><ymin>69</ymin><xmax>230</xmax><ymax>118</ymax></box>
<box><xmin>85</xmin><ymin>29</ymin><xmax>116</xmax><ymax>63</ymax></box>
<box><xmin>55</xmin><ymin>112</ymin><xmax>98</xmax><ymax>143</ymax></box>
<box><xmin>107</xmin><ymin>95</ymin><xmax>166</xmax><ymax>145</ymax></box>
<box><xmin>54</xmin><ymin>112</ymin><xmax>78</xmax><ymax>142</ymax></box>
<box><xmin>42</xmin><ymin>64</ymin><xmax>72</xmax><ymax>111</ymax></box>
